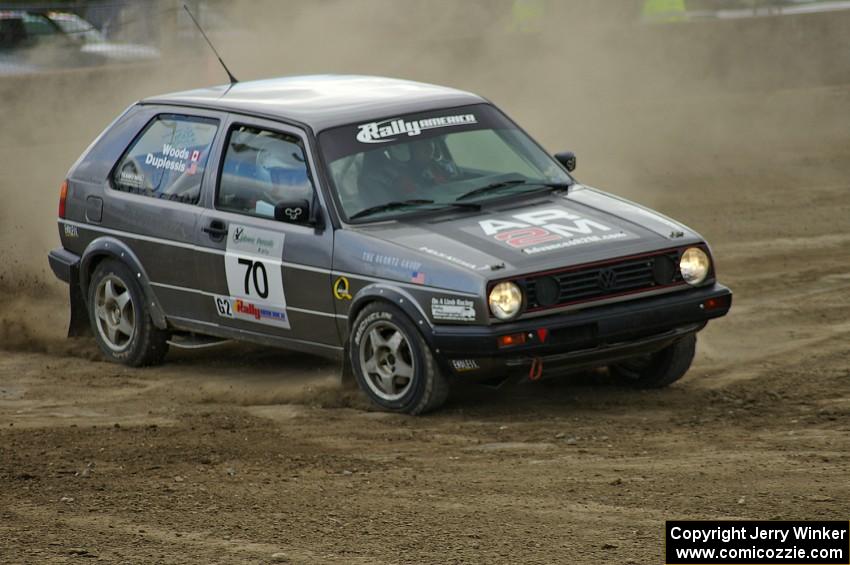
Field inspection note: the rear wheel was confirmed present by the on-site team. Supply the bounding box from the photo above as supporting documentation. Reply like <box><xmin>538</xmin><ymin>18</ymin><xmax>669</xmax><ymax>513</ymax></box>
<box><xmin>610</xmin><ymin>333</ymin><xmax>696</xmax><ymax>388</ymax></box>
<box><xmin>87</xmin><ymin>259</ymin><xmax>169</xmax><ymax>367</ymax></box>
<box><xmin>350</xmin><ymin>303</ymin><xmax>448</xmax><ymax>415</ymax></box>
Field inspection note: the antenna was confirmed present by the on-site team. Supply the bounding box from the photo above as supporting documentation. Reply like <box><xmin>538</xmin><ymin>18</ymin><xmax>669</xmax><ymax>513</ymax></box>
<box><xmin>183</xmin><ymin>4</ymin><xmax>238</xmax><ymax>84</ymax></box>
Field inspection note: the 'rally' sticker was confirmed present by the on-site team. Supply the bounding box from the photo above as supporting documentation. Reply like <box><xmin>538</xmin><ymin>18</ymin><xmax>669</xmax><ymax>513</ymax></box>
<box><xmin>356</xmin><ymin>114</ymin><xmax>477</xmax><ymax>144</ymax></box>
<box><xmin>213</xmin><ymin>295</ymin><xmax>289</xmax><ymax>329</ymax></box>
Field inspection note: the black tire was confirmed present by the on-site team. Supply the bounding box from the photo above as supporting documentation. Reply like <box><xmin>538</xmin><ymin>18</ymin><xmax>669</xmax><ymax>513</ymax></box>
<box><xmin>87</xmin><ymin>259</ymin><xmax>169</xmax><ymax>367</ymax></box>
<box><xmin>349</xmin><ymin>302</ymin><xmax>449</xmax><ymax>415</ymax></box>
<box><xmin>610</xmin><ymin>333</ymin><xmax>696</xmax><ymax>389</ymax></box>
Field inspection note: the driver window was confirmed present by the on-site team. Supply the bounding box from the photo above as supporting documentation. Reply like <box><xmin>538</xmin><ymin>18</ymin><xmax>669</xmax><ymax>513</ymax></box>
<box><xmin>217</xmin><ymin>125</ymin><xmax>313</xmax><ymax>219</ymax></box>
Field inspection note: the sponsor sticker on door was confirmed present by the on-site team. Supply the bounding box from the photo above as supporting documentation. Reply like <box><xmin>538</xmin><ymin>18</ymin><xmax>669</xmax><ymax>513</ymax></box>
<box><xmin>213</xmin><ymin>295</ymin><xmax>289</xmax><ymax>329</ymax></box>
<box><xmin>220</xmin><ymin>224</ymin><xmax>290</xmax><ymax>329</ymax></box>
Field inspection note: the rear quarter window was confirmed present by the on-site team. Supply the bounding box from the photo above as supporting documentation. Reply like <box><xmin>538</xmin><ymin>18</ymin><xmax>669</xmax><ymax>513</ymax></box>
<box><xmin>111</xmin><ymin>114</ymin><xmax>218</xmax><ymax>205</ymax></box>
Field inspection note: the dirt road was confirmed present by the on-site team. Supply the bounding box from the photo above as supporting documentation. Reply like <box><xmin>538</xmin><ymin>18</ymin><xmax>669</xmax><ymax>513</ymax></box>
<box><xmin>1</xmin><ymin>6</ymin><xmax>850</xmax><ymax>561</ymax></box>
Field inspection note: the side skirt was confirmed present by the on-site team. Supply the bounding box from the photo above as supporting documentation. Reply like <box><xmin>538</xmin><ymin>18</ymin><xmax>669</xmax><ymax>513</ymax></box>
<box><xmin>167</xmin><ymin>316</ymin><xmax>344</xmax><ymax>362</ymax></box>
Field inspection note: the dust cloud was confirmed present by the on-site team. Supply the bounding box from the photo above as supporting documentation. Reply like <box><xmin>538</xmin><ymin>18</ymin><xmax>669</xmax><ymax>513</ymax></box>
<box><xmin>1</xmin><ymin>0</ymin><xmax>848</xmax><ymax>350</ymax></box>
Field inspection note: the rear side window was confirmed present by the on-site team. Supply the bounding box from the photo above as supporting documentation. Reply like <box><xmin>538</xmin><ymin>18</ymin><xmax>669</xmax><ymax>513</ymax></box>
<box><xmin>217</xmin><ymin>125</ymin><xmax>313</xmax><ymax>218</ymax></box>
<box><xmin>112</xmin><ymin>114</ymin><xmax>218</xmax><ymax>205</ymax></box>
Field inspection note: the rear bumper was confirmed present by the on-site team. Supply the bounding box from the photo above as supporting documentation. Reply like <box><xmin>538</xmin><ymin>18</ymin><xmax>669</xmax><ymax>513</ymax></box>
<box><xmin>431</xmin><ymin>283</ymin><xmax>731</xmax><ymax>380</ymax></box>
<box><xmin>48</xmin><ymin>247</ymin><xmax>80</xmax><ymax>283</ymax></box>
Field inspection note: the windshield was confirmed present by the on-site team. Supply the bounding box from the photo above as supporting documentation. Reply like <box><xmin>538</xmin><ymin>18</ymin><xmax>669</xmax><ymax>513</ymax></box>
<box><xmin>318</xmin><ymin>104</ymin><xmax>571</xmax><ymax>222</ymax></box>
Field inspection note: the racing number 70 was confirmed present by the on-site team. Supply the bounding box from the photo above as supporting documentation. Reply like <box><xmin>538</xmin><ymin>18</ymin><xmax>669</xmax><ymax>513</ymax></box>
<box><xmin>238</xmin><ymin>258</ymin><xmax>269</xmax><ymax>298</ymax></box>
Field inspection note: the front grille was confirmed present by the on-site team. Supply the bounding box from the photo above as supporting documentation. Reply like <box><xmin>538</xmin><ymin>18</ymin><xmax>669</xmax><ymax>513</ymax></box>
<box><xmin>524</xmin><ymin>250</ymin><xmax>685</xmax><ymax>311</ymax></box>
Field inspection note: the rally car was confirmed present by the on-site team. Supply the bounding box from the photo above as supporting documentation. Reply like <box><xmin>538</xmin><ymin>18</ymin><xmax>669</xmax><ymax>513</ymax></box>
<box><xmin>48</xmin><ymin>75</ymin><xmax>731</xmax><ymax>414</ymax></box>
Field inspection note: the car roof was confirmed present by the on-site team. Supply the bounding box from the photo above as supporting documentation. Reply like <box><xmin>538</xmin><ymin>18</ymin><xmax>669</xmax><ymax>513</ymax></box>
<box><xmin>142</xmin><ymin>74</ymin><xmax>487</xmax><ymax>133</ymax></box>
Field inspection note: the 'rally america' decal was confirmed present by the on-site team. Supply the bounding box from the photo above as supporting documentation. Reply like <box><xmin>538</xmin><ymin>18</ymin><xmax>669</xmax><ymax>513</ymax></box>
<box><xmin>477</xmin><ymin>208</ymin><xmax>636</xmax><ymax>255</ymax></box>
<box><xmin>213</xmin><ymin>295</ymin><xmax>289</xmax><ymax>329</ymax></box>
<box><xmin>356</xmin><ymin>114</ymin><xmax>477</xmax><ymax>143</ymax></box>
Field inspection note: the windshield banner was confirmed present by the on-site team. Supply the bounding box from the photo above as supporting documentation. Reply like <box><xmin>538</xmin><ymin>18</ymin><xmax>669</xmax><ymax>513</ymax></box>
<box><xmin>319</xmin><ymin>104</ymin><xmax>507</xmax><ymax>162</ymax></box>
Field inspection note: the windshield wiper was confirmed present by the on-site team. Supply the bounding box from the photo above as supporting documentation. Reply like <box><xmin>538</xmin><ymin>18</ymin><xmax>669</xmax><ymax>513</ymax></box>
<box><xmin>456</xmin><ymin>179</ymin><xmax>526</xmax><ymax>201</ymax></box>
<box><xmin>437</xmin><ymin>201</ymin><xmax>481</xmax><ymax>211</ymax></box>
<box><xmin>350</xmin><ymin>199</ymin><xmax>483</xmax><ymax>221</ymax></box>
<box><xmin>456</xmin><ymin>180</ymin><xmax>572</xmax><ymax>202</ymax></box>
<box><xmin>350</xmin><ymin>199</ymin><xmax>435</xmax><ymax>220</ymax></box>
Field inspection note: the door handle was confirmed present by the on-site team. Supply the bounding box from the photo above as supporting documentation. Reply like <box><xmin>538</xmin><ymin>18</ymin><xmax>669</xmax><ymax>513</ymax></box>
<box><xmin>203</xmin><ymin>219</ymin><xmax>228</xmax><ymax>240</ymax></box>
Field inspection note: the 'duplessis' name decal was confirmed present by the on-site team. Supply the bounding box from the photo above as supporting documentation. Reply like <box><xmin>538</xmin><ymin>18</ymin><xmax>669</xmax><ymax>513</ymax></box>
<box><xmin>145</xmin><ymin>144</ymin><xmax>202</xmax><ymax>173</ymax></box>
<box><xmin>479</xmin><ymin>208</ymin><xmax>632</xmax><ymax>255</ymax></box>
<box><xmin>357</xmin><ymin>114</ymin><xmax>477</xmax><ymax>143</ymax></box>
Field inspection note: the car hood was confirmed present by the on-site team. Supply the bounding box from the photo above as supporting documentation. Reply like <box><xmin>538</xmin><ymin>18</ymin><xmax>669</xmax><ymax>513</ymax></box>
<box><xmin>351</xmin><ymin>186</ymin><xmax>703</xmax><ymax>279</ymax></box>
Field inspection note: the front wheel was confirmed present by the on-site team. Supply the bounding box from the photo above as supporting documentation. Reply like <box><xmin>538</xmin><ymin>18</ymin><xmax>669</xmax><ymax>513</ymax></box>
<box><xmin>610</xmin><ymin>333</ymin><xmax>697</xmax><ymax>388</ymax></box>
<box><xmin>350</xmin><ymin>303</ymin><xmax>448</xmax><ymax>415</ymax></box>
<box><xmin>87</xmin><ymin>259</ymin><xmax>169</xmax><ymax>367</ymax></box>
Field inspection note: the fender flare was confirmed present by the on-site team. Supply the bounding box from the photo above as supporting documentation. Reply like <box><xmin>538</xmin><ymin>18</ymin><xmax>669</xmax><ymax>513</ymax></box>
<box><xmin>79</xmin><ymin>236</ymin><xmax>168</xmax><ymax>329</ymax></box>
<box><xmin>348</xmin><ymin>283</ymin><xmax>435</xmax><ymax>345</ymax></box>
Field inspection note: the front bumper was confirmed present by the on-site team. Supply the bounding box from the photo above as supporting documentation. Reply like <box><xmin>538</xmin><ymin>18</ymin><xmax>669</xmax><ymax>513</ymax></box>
<box><xmin>430</xmin><ymin>283</ymin><xmax>732</xmax><ymax>380</ymax></box>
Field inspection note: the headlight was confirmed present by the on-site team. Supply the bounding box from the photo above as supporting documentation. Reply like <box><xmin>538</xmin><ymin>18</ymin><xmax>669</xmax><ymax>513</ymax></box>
<box><xmin>679</xmin><ymin>247</ymin><xmax>711</xmax><ymax>285</ymax></box>
<box><xmin>489</xmin><ymin>281</ymin><xmax>523</xmax><ymax>320</ymax></box>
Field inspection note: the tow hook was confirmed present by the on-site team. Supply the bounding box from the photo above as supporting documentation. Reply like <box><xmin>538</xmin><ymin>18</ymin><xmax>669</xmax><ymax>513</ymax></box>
<box><xmin>529</xmin><ymin>357</ymin><xmax>544</xmax><ymax>381</ymax></box>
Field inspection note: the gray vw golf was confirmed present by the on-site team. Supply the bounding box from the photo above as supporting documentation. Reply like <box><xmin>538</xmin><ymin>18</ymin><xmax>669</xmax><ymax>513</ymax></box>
<box><xmin>49</xmin><ymin>75</ymin><xmax>731</xmax><ymax>414</ymax></box>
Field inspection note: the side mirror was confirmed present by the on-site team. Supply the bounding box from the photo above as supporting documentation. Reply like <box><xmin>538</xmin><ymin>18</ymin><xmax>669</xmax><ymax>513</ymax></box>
<box><xmin>274</xmin><ymin>199</ymin><xmax>311</xmax><ymax>225</ymax></box>
<box><xmin>555</xmin><ymin>151</ymin><xmax>577</xmax><ymax>172</ymax></box>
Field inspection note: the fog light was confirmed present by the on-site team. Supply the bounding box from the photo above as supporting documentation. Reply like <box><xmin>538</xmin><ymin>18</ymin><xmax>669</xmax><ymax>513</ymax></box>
<box><xmin>498</xmin><ymin>332</ymin><xmax>527</xmax><ymax>348</ymax></box>
<box><xmin>701</xmin><ymin>295</ymin><xmax>730</xmax><ymax>311</ymax></box>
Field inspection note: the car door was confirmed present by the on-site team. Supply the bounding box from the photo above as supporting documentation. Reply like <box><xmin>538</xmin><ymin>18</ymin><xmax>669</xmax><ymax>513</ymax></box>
<box><xmin>194</xmin><ymin>115</ymin><xmax>340</xmax><ymax>354</ymax></box>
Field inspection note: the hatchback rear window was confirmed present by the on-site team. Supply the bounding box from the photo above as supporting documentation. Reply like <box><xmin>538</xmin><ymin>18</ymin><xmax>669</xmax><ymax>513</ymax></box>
<box><xmin>111</xmin><ymin>114</ymin><xmax>218</xmax><ymax>205</ymax></box>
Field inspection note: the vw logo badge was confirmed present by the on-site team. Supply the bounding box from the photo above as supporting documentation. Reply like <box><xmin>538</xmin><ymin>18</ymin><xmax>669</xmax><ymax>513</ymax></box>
<box><xmin>597</xmin><ymin>268</ymin><xmax>618</xmax><ymax>290</ymax></box>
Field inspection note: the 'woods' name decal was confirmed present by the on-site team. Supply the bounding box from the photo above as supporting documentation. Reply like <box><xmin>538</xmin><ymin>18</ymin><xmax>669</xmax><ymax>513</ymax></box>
<box><xmin>479</xmin><ymin>208</ymin><xmax>633</xmax><ymax>255</ymax></box>
<box><xmin>357</xmin><ymin>114</ymin><xmax>477</xmax><ymax>144</ymax></box>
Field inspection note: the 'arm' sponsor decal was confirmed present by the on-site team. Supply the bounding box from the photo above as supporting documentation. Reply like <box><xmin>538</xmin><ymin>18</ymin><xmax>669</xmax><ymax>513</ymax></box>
<box><xmin>478</xmin><ymin>208</ymin><xmax>636</xmax><ymax>255</ymax></box>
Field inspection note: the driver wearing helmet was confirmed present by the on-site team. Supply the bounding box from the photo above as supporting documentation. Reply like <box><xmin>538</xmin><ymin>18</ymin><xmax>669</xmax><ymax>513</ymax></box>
<box><xmin>388</xmin><ymin>138</ymin><xmax>457</xmax><ymax>193</ymax></box>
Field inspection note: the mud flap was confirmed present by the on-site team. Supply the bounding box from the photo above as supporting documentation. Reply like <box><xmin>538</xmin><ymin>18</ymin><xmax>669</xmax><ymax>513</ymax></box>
<box><xmin>68</xmin><ymin>280</ymin><xmax>91</xmax><ymax>337</ymax></box>
<box><xmin>339</xmin><ymin>350</ymin><xmax>358</xmax><ymax>390</ymax></box>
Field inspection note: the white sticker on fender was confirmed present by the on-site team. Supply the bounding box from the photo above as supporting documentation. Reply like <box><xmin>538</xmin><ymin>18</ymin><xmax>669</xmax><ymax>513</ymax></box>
<box><xmin>222</xmin><ymin>224</ymin><xmax>290</xmax><ymax>329</ymax></box>
<box><xmin>431</xmin><ymin>297</ymin><xmax>476</xmax><ymax>322</ymax></box>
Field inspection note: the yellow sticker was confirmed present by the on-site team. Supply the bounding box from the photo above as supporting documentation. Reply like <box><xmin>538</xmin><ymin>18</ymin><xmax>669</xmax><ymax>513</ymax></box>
<box><xmin>333</xmin><ymin>276</ymin><xmax>352</xmax><ymax>300</ymax></box>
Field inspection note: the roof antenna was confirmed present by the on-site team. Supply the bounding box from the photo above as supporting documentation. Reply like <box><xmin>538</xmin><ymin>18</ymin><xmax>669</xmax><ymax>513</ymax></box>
<box><xmin>183</xmin><ymin>4</ymin><xmax>238</xmax><ymax>84</ymax></box>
